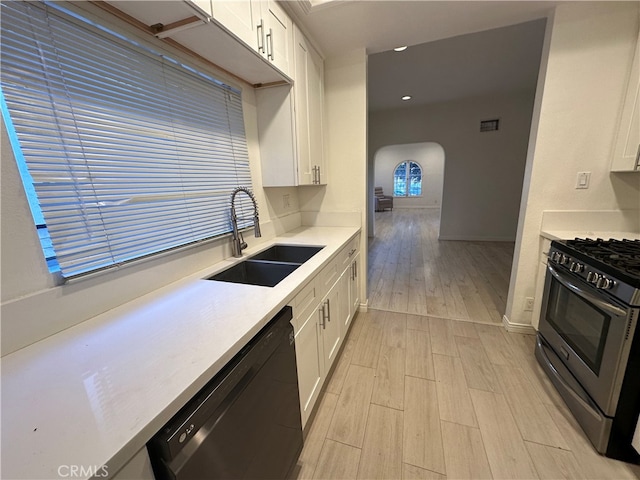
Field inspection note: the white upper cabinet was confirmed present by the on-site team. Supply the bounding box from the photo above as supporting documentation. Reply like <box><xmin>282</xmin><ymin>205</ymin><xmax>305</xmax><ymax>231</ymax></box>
<box><xmin>104</xmin><ymin>0</ymin><xmax>291</xmax><ymax>85</ymax></box>
<box><xmin>293</xmin><ymin>25</ymin><xmax>326</xmax><ymax>185</ymax></box>
<box><xmin>256</xmin><ymin>26</ymin><xmax>325</xmax><ymax>187</ymax></box>
<box><xmin>611</xmin><ymin>33</ymin><xmax>640</xmax><ymax>172</ymax></box>
<box><xmin>209</xmin><ymin>0</ymin><xmax>293</xmax><ymax>79</ymax></box>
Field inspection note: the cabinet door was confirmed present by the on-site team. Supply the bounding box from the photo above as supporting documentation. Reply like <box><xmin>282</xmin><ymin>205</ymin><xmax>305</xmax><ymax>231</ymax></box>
<box><xmin>262</xmin><ymin>0</ymin><xmax>292</xmax><ymax>77</ymax></box>
<box><xmin>295</xmin><ymin>310</ymin><xmax>324</xmax><ymax>428</ymax></box>
<box><xmin>293</xmin><ymin>27</ymin><xmax>313</xmax><ymax>185</ymax></box>
<box><xmin>307</xmin><ymin>42</ymin><xmax>326</xmax><ymax>184</ymax></box>
<box><xmin>338</xmin><ymin>269</ymin><xmax>352</xmax><ymax>337</ymax></box>
<box><xmin>319</xmin><ymin>285</ymin><xmax>342</xmax><ymax>371</ymax></box>
<box><xmin>612</xmin><ymin>34</ymin><xmax>640</xmax><ymax>172</ymax></box>
<box><xmin>210</xmin><ymin>0</ymin><xmax>260</xmax><ymax>50</ymax></box>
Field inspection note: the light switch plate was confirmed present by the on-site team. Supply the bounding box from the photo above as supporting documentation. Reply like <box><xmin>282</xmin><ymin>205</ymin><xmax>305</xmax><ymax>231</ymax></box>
<box><xmin>576</xmin><ymin>171</ymin><xmax>591</xmax><ymax>189</ymax></box>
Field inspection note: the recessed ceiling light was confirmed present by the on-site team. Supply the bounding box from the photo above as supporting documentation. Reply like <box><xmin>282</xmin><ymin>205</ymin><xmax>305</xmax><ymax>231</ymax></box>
<box><xmin>394</xmin><ymin>46</ymin><xmax>408</xmax><ymax>52</ymax></box>
<box><xmin>401</xmin><ymin>95</ymin><xmax>412</xmax><ymax>101</ymax></box>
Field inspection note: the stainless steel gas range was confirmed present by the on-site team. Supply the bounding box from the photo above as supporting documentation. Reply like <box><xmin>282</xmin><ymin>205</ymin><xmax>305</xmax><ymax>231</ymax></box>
<box><xmin>536</xmin><ymin>238</ymin><xmax>640</xmax><ymax>463</ymax></box>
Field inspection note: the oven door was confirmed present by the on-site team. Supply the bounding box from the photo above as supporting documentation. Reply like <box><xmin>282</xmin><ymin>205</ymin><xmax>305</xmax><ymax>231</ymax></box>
<box><xmin>538</xmin><ymin>264</ymin><xmax>634</xmax><ymax>416</ymax></box>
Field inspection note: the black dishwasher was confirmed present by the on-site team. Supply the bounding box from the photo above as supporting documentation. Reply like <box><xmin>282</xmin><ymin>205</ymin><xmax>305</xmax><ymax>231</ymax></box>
<box><xmin>148</xmin><ymin>306</ymin><xmax>302</xmax><ymax>480</ymax></box>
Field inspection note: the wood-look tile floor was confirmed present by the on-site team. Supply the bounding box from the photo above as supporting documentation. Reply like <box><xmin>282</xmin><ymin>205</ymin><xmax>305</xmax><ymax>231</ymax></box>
<box><xmin>290</xmin><ymin>310</ymin><xmax>640</xmax><ymax>480</ymax></box>
<box><xmin>290</xmin><ymin>209</ymin><xmax>640</xmax><ymax>480</ymax></box>
<box><xmin>368</xmin><ymin>209</ymin><xmax>514</xmax><ymax>324</ymax></box>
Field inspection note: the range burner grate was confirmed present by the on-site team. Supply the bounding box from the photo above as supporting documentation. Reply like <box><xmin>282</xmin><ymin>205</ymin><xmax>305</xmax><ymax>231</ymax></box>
<box><xmin>566</xmin><ymin>239</ymin><xmax>640</xmax><ymax>279</ymax></box>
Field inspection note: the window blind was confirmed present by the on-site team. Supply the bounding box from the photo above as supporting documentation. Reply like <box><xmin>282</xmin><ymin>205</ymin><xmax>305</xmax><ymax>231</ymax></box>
<box><xmin>1</xmin><ymin>1</ymin><xmax>255</xmax><ymax>279</ymax></box>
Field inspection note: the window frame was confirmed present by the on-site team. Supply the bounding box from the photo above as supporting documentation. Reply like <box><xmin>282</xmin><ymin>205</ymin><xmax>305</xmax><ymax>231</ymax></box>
<box><xmin>393</xmin><ymin>160</ymin><xmax>423</xmax><ymax>197</ymax></box>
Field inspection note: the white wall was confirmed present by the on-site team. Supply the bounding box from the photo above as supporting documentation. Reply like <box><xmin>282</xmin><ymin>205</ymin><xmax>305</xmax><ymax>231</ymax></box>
<box><xmin>369</xmin><ymin>90</ymin><xmax>536</xmax><ymax>241</ymax></box>
<box><xmin>0</xmin><ymin>5</ymin><xmax>301</xmax><ymax>355</ymax></box>
<box><xmin>506</xmin><ymin>2</ymin><xmax>640</xmax><ymax>328</ymax></box>
<box><xmin>374</xmin><ymin>142</ymin><xmax>445</xmax><ymax>209</ymax></box>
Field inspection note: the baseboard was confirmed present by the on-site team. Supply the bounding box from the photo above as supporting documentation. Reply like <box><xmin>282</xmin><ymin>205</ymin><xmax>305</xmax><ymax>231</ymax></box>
<box><xmin>438</xmin><ymin>234</ymin><xmax>516</xmax><ymax>242</ymax></box>
<box><xmin>358</xmin><ymin>299</ymin><xmax>369</xmax><ymax>313</ymax></box>
<box><xmin>502</xmin><ymin>314</ymin><xmax>537</xmax><ymax>334</ymax></box>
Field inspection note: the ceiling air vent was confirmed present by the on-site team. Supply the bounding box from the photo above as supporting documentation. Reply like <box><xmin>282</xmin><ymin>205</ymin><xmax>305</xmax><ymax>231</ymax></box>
<box><xmin>480</xmin><ymin>119</ymin><xmax>500</xmax><ymax>132</ymax></box>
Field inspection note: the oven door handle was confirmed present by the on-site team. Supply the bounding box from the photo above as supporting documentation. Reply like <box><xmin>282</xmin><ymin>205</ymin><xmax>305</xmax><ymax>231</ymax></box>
<box><xmin>547</xmin><ymin>265</ymin><xmax>626</xmax><ymax>317</ymax></box>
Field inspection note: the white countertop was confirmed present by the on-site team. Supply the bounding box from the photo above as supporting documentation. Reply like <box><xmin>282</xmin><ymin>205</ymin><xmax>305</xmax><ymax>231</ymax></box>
<box><xmin>1</xmin><ymin>226</ymin><xmax>359</xmax><ymax>480</ymax></box>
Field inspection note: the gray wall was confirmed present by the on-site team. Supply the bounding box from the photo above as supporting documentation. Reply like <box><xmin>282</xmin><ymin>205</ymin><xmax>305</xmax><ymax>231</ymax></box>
<box><xmin>369</xmin><ymin>90</ymin><xmax>537</xmax><ymax>241</ymax></box>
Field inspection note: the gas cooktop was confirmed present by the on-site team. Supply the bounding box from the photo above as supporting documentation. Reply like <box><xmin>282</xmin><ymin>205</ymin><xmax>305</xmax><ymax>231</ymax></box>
<box><xmin>564</xmin><ymin>238</ymin><xmax>640</xmax><ymax>280</ymax></box>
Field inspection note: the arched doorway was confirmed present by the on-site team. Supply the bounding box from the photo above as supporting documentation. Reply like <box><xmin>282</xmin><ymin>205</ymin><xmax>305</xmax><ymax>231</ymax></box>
<box><xmin>370</xmin><ymin>142</ymin><xmax>445</xmax><ymax>236</ymax></box>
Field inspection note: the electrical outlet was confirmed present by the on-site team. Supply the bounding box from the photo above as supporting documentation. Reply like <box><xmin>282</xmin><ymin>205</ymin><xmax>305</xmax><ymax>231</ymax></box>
<box><xmin>283</xmin><ymin>194</ymin><xmax>290</xmax><ymax>209</ymax></box>
<box><xmin>524</xmin><ymin>297</ymin><xmax>534</xmax><ymax>311</ymax></box>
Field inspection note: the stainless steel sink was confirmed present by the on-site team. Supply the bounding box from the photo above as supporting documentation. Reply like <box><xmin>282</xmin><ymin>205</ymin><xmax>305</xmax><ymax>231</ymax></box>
<box><xmin>206</xmin><ymin>260</ymin><xmax>300</xmax><ymax>287</ymax></box>
<box><xmin>249</xmin><ymin>244</ymin><xmax>324</xmax><ymax>263</ymax></box>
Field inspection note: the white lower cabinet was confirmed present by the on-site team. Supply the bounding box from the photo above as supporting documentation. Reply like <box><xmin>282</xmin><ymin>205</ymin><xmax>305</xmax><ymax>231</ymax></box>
<box><xmin>292</xmin><ymin>236</ymin><xmax>361</xmax><ymax>428</ymax></box>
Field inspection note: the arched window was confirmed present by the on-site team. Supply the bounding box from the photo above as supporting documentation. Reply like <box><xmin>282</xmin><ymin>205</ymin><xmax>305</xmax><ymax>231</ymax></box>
<box><xmin>393</xmin><ymin>161</ymin><xmax>422</xmax><ymax>197</ymax></box>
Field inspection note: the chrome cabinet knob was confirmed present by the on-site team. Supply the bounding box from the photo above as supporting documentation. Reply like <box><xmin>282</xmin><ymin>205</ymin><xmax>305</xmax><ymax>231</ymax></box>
<box><xmin>569</xmin><ymin>262</ymin><xmax>584</xmax><ymax>273</ymax></box>
<box><xmin>596</xmin><ymin>277</ymin><xmax>614</xmax><ymax>289</ymax></box>
<box><xmin>586</xmin><ymin>271</ymin><xmax>599</xmax><ymax>284</ymax></box>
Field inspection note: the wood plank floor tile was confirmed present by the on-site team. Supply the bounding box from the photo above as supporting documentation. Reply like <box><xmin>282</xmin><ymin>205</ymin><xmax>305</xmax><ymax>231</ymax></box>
<box><xmin>405</xmin><ymin>329</ymin><xmax>435</xmax><ymax>380</ymax></box>
<box><xmin>492</xmin><ymin>364</ymin><xmax>569</xmax><ymax>450</ymax></box>
<box><xmin>441</xmin><ymin>420</ymin><xmax>493</xmax><ymax>479</ymax></box>
<box><xmin>312</xmin><ymin>439</ymin><xmax>361</xmax><ymax>480</ymax></box>
<box><xmin>428</xmin><ymin>317</ymin><xmax>457</xmax><ymax>356</ymax></box>
<box><xmin>403</xmin><ymin>376</ymin><xmax>446</xmax><ymax>474</ymax></box>
<box><xmin>402</xmin><ymin>463</ymin><xmax>447</xmax><ymax>480</ymax></box>
<box><xmin>382</xmin><ymin>311</ymin><xmax>407</xmax><ymax>348</ymax></box>
<box><xmin>545</xmin><ymin>404</ymin><xmax>640</xmax><ymax>480</ymax></box>
<box><xmin>406</xmin><ymin>314</ymin><xmax>430</xmax><ymax>332</ymax></box>
<box><xmin>475</xmin><ymin>324</ymin><xmax>520</xmax><ymax>367</ymax></box>
<box><xmin>433</xmin><ymin>354</ymin><xmax>478</xmax><ymax>428</ymax></box>
<box><xmin>294</xmin><ymin>392</ymin><xmax>339</xmax><ymax>479</ymax></box>
<box><xmin>450</xmin><ymin>320</ymin><xmax>479</xmax><ymax>338</ymax></box>
<box><xmin>358</xmin><ymin>404</ymin><xmax>404</xmax><ymax>479</ymax></box>
<box><xmin>327</xmin><ymin>364</ymin><xmax>375</xmax><ymax>448</ymax></box>
<box><xmin>525</xmin><ymin>441</ymin><xmax>584</xmax><ymax>479</ymax></box>
<box><xmin>469</xmin><ymin>389</ymin><xmax>539</xmax><ymax>479</ymax></box>
<box><xmin>351</xmin><ymin>310</ymin><xmax>384</xmax><ymax>369</ymax></box>
<box><xmin>454</xmin><ymin>335</ymin><xmax>501</xmax><ymax>393</ymax></box>
<box><xmin>372</xmin><ymin>344</ymin><xmax>405</xmax><ymax>410</ymax></box>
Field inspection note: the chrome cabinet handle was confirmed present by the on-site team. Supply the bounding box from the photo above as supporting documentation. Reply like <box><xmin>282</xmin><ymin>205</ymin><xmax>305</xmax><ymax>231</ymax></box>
<box><xmin>325</xmin><ymin>299</ymin><xmax>331</xmax><ymax>323</ymax></box>
<box><xmin>266</xmin><ymin>28</ymin><xmax>274</xmax><ymax>60</ymax></box>
<box><xmin>257</xmin><ymin>20</ymin><xmax>265</xmax><ymax>53</ymax></box>
<box><xmin>319</xmin><ymin>304</ymin><xmax>325</xmax><ymax>329</ymax></box>
<box><xmin>354</xmin><ymin>260</ymin><xmax>357</xmax><ymax>279</ymax></box>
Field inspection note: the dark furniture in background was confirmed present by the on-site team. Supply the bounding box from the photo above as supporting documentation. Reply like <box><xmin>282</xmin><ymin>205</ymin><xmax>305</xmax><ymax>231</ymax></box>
<box><xmin>374</xmin><ymin>187</ymin><xmax>393</xmax><ymax>211</ymax></box>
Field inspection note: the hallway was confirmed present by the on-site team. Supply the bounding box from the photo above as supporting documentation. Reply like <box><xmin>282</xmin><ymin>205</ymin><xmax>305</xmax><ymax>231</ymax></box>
<box><xmin>368</xmin><ymin>208</ymin><xmax>514</xmax><ymax>324</ymax></box>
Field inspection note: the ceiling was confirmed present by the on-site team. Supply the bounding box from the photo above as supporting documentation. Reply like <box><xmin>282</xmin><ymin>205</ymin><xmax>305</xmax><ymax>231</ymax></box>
<box><xmin>286</xmin><ymin>1</ymin><xmax>556</xmax><ymax>111</ymax></box>
<box><xmin>368</xmin><ymin>19</ymin><xmax>547</xmax><ymax>111</ymax></box>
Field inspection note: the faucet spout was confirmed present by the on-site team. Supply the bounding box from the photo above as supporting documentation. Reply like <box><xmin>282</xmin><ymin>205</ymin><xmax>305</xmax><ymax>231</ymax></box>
<box><xmin>230</xmin><ymin>187</ymin><xmax>260</xmax><ymax>258</ymax></box>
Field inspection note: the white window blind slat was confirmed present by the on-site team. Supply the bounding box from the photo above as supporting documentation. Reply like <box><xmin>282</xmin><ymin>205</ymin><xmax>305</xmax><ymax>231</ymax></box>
<box><xmin>1</xmin><ymin>1</ymin><xmax>255</xmax><ymax>278</ymax></box>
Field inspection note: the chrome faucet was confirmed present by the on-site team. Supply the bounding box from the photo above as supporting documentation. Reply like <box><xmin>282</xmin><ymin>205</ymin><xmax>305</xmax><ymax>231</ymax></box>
<box><xmin>230</xmin><ymin>187</ymin><xmax>261</xmax><ymax>257</ymax></box>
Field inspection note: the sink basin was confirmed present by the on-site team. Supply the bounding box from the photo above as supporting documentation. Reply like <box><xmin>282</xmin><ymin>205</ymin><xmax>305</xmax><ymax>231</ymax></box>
<box><xmin>206</xmin><ymin>260</ymin><xmax>300</xmax><ymax>287</ymax></box>
<box><xmin>249</xmin><ymin>244</ymin><xmax>324</xmax><ymax>263</ymax></box>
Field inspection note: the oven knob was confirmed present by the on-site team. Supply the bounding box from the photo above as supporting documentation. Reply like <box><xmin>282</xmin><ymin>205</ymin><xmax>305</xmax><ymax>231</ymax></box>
<box><xmin>596</xmin><ymin>277</ymin><xmax>615</xmax><ymax>289</ymax></box>
<box><xmin>569</xmin><ymin>262</ymin><xmax>584</xmax><ymax>273</ymax></box>
<box><xmin>550</xmin><ymin>252</ymin><xmax>560</xmax><ymax>262</ymax></box>
<box><xmin>560</xmin><ymin>254</ymin><xmax>570</xmax><ymax>265</ymax></box>
<box><xmin>586</xmin><ymin>271</ymin><xmax>599</xmax><ymax>284</ymax></box>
